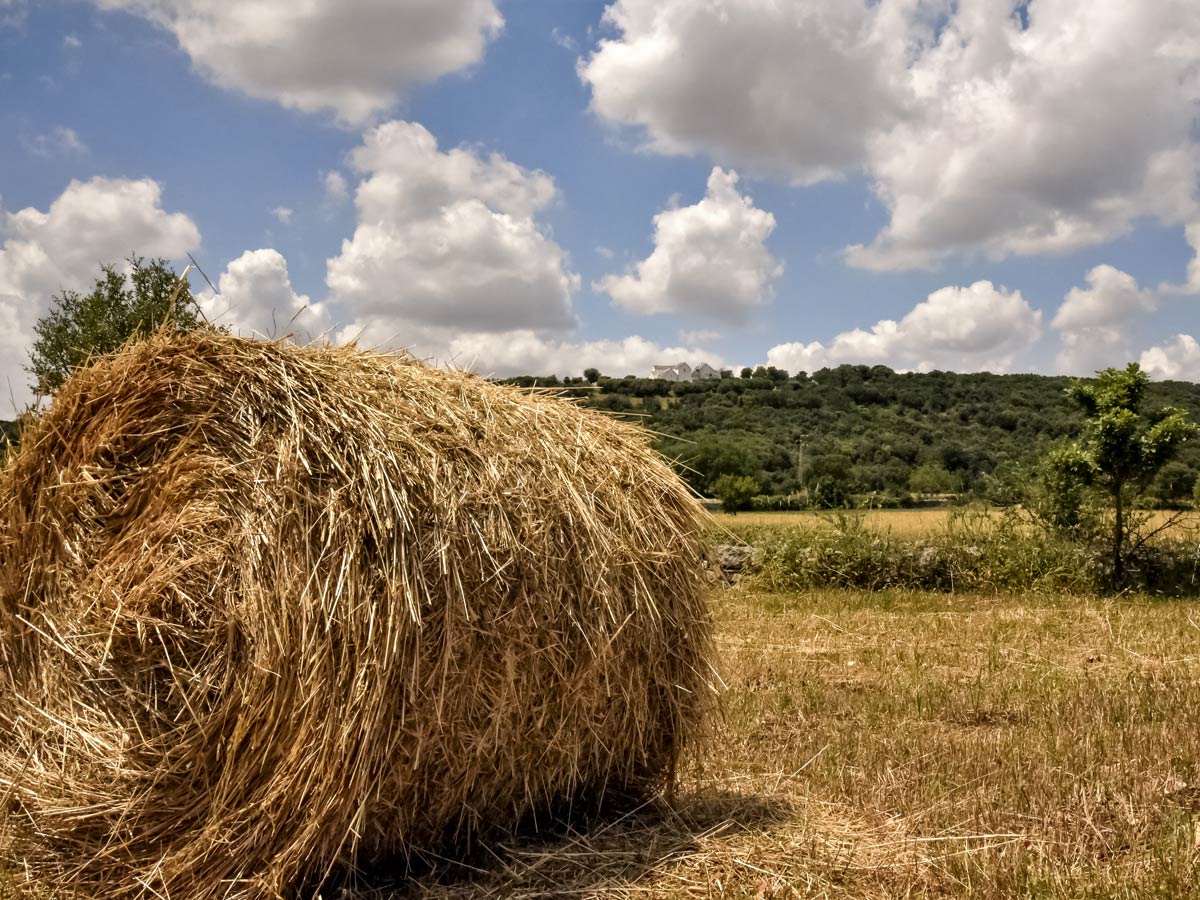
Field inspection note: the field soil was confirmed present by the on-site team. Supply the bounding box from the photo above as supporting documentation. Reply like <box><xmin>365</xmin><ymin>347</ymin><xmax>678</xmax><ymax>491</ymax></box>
<box><xmin>7</xmin><ymin>585</ymin><xmax>1200</xmax><ymax>898</ymax></box>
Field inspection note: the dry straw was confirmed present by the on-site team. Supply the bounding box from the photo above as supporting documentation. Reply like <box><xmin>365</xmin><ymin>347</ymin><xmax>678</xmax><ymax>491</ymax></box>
<box><xmin>0</xmin><ymin>331</ymin><xmax>715</xmax><ymax>900</ymax></box>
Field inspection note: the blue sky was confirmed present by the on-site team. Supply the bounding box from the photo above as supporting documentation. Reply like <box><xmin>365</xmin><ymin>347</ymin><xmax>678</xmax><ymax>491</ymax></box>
<box><xmin>1</xmin><ymin>0</ymin><xmax>1199</xmax><ymax>408</ymax></box>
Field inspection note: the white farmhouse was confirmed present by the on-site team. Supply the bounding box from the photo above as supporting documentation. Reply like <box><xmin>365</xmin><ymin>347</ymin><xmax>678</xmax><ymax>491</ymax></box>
<box><xmin>649</xmin><ymin>362</ymin><xmax>720</xmax><ymax>382</ymax></box>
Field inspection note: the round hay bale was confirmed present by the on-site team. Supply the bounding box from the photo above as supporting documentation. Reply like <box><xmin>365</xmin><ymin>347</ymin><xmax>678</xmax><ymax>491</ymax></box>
<box><xmin>0</xmin><ymin>332</ymin><xmax>715</xmax><ymax>900</ymax></box>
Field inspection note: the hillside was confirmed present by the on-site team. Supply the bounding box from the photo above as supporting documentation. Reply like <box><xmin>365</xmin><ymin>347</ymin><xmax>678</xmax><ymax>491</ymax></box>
<box><xmin>6</xmin><ymin>364</ymin><xmax>1199</xmax><ymax>505</ymax></box>
<box><xmin>504</xmin><ymin>365</ymin><xmax>1200</xmax><ymax>504</ymax></box>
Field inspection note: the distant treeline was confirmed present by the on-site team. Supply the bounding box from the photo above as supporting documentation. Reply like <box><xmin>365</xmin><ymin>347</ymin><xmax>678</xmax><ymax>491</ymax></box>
<box><xmin>6</xmin><ymin>364</ymin><xmax>1198</xmax><ymax>507</ymax></box>
<box><xmin>500</xmin><ymin>365</ymin><xmax>1200</xmax><ymax>506</ymax></box>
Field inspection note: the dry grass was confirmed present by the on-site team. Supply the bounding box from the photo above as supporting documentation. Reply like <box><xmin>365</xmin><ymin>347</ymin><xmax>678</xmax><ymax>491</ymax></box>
<box><xmin>0</xmin><ymin>332</ymin><xmax>714</xmax><ymax>900</ymax></box>
<box><xmin>711</xmin><ymin>508</ymin><xmax>962</xmax><ymax>534</ymax></box>
<box><xmin>6</xmin><ymin>581</ymin><xmax>1200</xmax><ymax>898</ymax></box>
<box><xmin>714</xmin><ymin>507</ymin><xmax>1199</xmax><ymax>537</ymax></box>
<box><xmin>295</xmin><ymin>586</ymin><xmax>1200</xmax><ymax>899</ymax></box>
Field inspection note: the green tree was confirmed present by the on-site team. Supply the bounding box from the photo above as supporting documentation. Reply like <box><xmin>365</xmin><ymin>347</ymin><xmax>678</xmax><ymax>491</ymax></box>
<box><xmin>908</xmin><ymin>462</ymin><xmax>954</xmax><ymax>494</ymax></box>
<box><xmin>1065</xmin><ymin>364</ymin><xmax>1197</xmax><ymax>587</ymax></box>
<box><xmin>583</xmin><ymin>367</ymin><xmax>601</xmax><ymax>384</ymax></box>
<box><xmin>712</xmin><ymin>474</ymin><xmax>759</xmax><ymax>514</ymax></box>
<box><xmin>1149</xmin><ymin>461</ymin><xmax>1197</xmax><ymax>507</ymax></box>
<box><xmin>28</xmin><ymin>256</ymin><xmax>207</xmax><ymax>396</ymax></box>
<box><xmin>1028</xmin><ymin>443</ymin><xmax>1097</xmax><ymax>535</ymax></box>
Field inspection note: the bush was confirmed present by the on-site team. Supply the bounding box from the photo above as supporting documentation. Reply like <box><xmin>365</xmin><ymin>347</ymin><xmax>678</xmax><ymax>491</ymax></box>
<box><xmin>741</xmin><ymin>508</ymin><xmax>1200</xmax><ymax>596</ymax></box>
<box><xmin>712</xmin><ymin>474</ymin><xmax>759</xmax><ymax>514</ymax></box>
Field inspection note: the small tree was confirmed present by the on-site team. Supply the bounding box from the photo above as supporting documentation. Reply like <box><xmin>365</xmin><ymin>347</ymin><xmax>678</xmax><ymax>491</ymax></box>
<box><xmin>583</xmin><ymin>367</ymin><xmax>600</xmax><ymax>384</ymax></box>
<box><xmin>712</xmin><ymin>474</ymin><xmax>759</xmax><ymax>514</ymax></box>
<box><xmin>908</xmin><ymin>462</ymin><xmax>954</xmax><ymax>495</ymax></box>
<box><xmin>28</xmin><ymin>256</ymin><xmax>206</xmax><ymax>396</ymax></box>
<box><xmin>1149</xmin><ymin>461</ymin><xmax>1197</xmax><ymax>508</ymax></box>
<box><xmin>1064</xmin><ymin>364</ymin><xmax>1196</xmax><ymax>587</ymax></box>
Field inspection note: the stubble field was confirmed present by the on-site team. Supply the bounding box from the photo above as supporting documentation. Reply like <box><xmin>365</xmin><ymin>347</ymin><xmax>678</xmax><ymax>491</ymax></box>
<box><xmin>6</xmin><ymin>545</ymin><xmax>1200</xmax><ymax>898</ymax></box>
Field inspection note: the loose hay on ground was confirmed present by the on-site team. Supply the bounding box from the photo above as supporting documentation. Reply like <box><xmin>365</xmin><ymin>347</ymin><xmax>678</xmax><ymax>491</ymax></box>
<box><xmin>0</xmin><ymin>332</ymin><xmax>716</xmax><ymax>900</ymax></box>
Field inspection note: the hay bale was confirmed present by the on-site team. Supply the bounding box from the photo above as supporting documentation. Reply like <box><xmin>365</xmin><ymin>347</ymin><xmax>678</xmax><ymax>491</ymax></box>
<box><xmin>0</xmin><ymin>332</ymin><xmax>714</xmax><ymax>900</ymax></box>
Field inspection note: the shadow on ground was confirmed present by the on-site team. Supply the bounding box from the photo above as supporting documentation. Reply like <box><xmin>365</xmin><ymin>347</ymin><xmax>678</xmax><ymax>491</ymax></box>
<box><xmin>328</xmin><ymin>791</ymin><xmax>793</xmax><ymax>899</ymax></box>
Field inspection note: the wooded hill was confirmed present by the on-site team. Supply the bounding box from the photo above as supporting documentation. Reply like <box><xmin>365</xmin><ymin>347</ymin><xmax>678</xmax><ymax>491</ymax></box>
<box><xmin>503</xmin><ymin>365</ymin><xmax>1200</xmax><ymax>506</ymax></box>
<box><xmin>5</xmin><ymin>365</ymin><xmax>1200</xmax><ymax>506</ymax></box>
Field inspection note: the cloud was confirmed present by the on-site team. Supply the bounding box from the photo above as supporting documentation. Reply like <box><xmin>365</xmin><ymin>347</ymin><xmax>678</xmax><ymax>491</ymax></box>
<box><xmin>595</xmin><ymin>167</ymin><xmax>781</xmax><ymax>321</ymax></box>
<box><xmin>767</xmin><ymin>281</ymin><xmax>1042</xmax><ymax>374</ymax></box>
<box><xmin>270</xmin><ymin>206</ymin><xmax>293</xmax><ymax>225</ymax></box>
<box><xmin>580</xmin><ymin>0</ymin><xmax>913</xmax><ymax>186</ymax></box>
<box><xmin>679</xmin><ymin>329</ymin><xmax>719</xmax><ymax>346</ymax></box>
<box><xmin>22</xmin><ymin>126</ymin><xmax>88</xmax><ymax>158</ymax></box>
<box><xmin>95</xmin><ymin>0</ymin><xmax>504</xmax><ymax>124</ymax></box>
<box><xmin>322</xmin><ymin>170</ymin><xmax>349</xmax><ymax>207</ymax></box>
<box><xmin>1053</xmin><ymin>265</ymin><xmax>1156</xmax><ymax>333</ymax></box>
<box><xmin>551</xmin><ymin>26</ymin><xmax>578</xmax><ymax>52</ymax></box>
<box><xmin>1161</xmin><ymin>222</ymin><xmax>1200</xmax><ymax>294</ymax></box>
<box><xmin>0</xmin><ymin>0</ymin><xmax>26</xmax><ymax>28</ymax></box>
<box><xmin>583</xmin><ymin>0</ymin><xmax>1200</xmax><ymax>269</ymax></box>
<box><xmin>1187</xmin><ymin>223</ymin><xmax>1200</xmax><ymax>293</ymax></box>
<box><xmin>1140</xmin><ymin>334</ymin><xmax>1200</xmax><ymax>382</ymax></box>
<box><xmin>849</xmin><ymin>0</ymin><xmax>1200</xmax><ymax>270</ymax></box>
<box><xmin>63</xmin><ymin>34</ymin><xmax>82</xmax><ymax>49</ymax></box>
<box><xmin>0</xmin><ymin>176</ymin><xmax>200</xmax><ymax>407</ymax></box>
<box><xmin>198</xmin><ymin>249</ymin><xmax>332</xmax><ymax>341</ymax></box>
<box><xmin>440</xmin><ymin>330</ymin><xmax>723</xmax><ymax>379</ymax></box>
<box><xmin>1050</xmin><ymin>264</ymin><xmax>1156</xmax><ymax>375</ymax></box>
<box><xmin>326</xmin><ymin>120</ymin><xmax>578</xmax><ymax>336</ymax></box>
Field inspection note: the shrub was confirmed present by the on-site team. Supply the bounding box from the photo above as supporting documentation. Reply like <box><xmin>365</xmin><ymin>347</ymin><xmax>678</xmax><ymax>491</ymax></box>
<box><xmin>712</xmin><ymin>474</ymin><xmax>759</xmax><ymax>514</ymax></box>
<box><xmin>743</xmin><ymin>508</ymin><xmax>1200</xmax><ymax>596</ymax></box>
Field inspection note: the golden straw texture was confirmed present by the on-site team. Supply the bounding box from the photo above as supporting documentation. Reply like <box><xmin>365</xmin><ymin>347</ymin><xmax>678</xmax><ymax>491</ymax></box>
<box><xmin>0</xmin><ymin>331</ymin><xmax>715</xmax><ymax>900</ymax></box>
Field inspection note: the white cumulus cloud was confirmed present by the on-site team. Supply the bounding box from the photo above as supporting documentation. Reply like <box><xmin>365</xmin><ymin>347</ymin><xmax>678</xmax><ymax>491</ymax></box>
<box><xmin>0</xmin><ymin>177</ymin><xmax>200</xmax><ymax>408</ymax></box>
<box><xmin>1051</xmin><ymin>264</ymin><xmax>1156</xmax><ymax>375</ymax></box>
<box><xmin>580</xmin><ymin>0</ymin><xmax>915</xmax><ymax>186</ymax></box>
<box><xmin>1141</xmin><ymin>335</ymin><xmax>1200</xmax><ymax>382</ymax></box>
<box><xmin>442</xmin><ymin>330</ymin><xmax>723</xmax><ymax>379</ymax></box>
<box><xmin>95</xmin><ymin>0</ymin><xmax>504</xmax><ymax>124</ymax></box>
<box><xmin>595</xmin><ymin>167</ymin><xmax>781</xmax><ymax>321</ymax></box>
<box><xmin>583</xmin><ymin>0</ymin><xmax>1200</xmax><ymax>269</ymax></box>
<box><xmin>1162</xmin><ymin>222</ymin><xmax>1200</xmax><ymax>294</ymax></box>
<box><xmin>327</xmin><ymin>120</ymin><xmax>579</xmax><ymax>336</ymax></box>
<box><xmin>199</xmin><ymin>249</ymin><xmax>332</xmax><ymax>342</ymax></box>
<box><xmin>322</xmin><ymin>170</ymin><xmax>349</xmax><ymax>208</ymax></box>
<box><xmin>767</xmin><ymin>281</ymin><xmax>1042</xmax><ymax>374</ymax></box>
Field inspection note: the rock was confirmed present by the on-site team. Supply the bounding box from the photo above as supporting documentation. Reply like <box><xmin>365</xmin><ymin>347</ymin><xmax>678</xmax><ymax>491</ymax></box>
<box><xmin>712</xmin><ymin>543</ymin><xmax>762</xmax><ymax>573</ymax></box>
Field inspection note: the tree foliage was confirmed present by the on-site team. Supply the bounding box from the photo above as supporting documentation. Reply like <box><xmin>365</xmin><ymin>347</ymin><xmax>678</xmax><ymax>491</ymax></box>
<box><xmin>498</xmin><ymin>363</ymin><xmax>1200</xmax><ymax>506</ymax></box>
<box><xmin>1063</xmin><ymin>364</ymin><xmax>1197</xmax><ymax>585</ymax></box>
<box><xmin>712</xmin><ymin>474</ymin><xmax>759</xmax><ymax>514</ymax></box>
<box><xmin>28</xmin><ymin>256</ymin><xmax>206</xmax><ymax>396</ymax></box>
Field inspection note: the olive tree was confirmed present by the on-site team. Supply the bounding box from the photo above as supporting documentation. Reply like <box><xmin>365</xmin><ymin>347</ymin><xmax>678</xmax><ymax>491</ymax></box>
<box><xmin>28</xmin><ymin>256</ymin><xmax>207</xmax><ymax>396</ymax></box>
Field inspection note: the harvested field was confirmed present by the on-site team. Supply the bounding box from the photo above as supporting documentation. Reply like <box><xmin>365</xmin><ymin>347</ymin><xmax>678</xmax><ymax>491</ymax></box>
<box><xmin>711</xmin><ymin>507</ymin><xmax>1199</xmax><ymax>536</ymax></box>
<box><xmin>347</xmin><ymin>587</ymin><xmax>1200</xmax><ymax>899</ymax></box>
<box><xmin>5</xmin><ymin>583</ymin><xmax>1200</xmax><ymax>897</ymax></box>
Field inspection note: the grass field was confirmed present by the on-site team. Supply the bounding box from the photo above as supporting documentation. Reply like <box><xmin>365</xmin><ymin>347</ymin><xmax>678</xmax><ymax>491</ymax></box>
<box><xmin>7</xmin><ymin>585</ymin><xmax>1200</xmax><ymax>898</ymax></box>
<box><xmin>397</xmin><ymin>586</ymin><xmax>1200</xmax><ymax>899</ymax></box>
<box><xmin>711</xmin><ymin>507</ymin><xmax>1200</xmax><ymax>537</ymax></box>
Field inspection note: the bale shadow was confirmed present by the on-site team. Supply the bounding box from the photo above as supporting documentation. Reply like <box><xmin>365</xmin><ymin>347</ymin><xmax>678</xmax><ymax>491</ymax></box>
<box><xmin>328</xmin><ymin>790</ymin><xmax>793</xmax><ymax>899</ymax></box>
